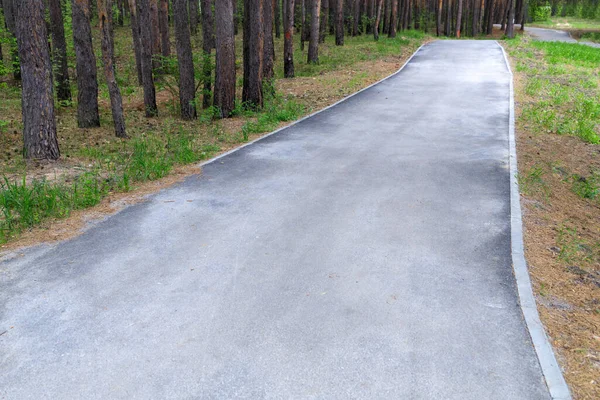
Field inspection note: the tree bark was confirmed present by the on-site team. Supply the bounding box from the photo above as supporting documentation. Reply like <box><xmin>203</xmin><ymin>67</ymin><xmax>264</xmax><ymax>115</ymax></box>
<box><xmin>200</xmin><ymin>0</ymin><xmax>214</xmax><ymax>109</ymax></box>
<box><xmin>300</xmin><ymin>0</ymin><xmax>306</xmax><ymax>51</ymax></box>
<box><xmin>505</xmin><ymin>0</ymin><xmax>515</xmax><ymax>38</ymax></box>
<box><xmin>137</xmin><ymin>0</ymin><xmax>158</xmax><ymax>116</ymax></box>
<box><xmin>117</xmin><ymin>0</ymin><xmax>125</xmax><ymax>25</ymax></box>
<box><xmin>388</xmin><ymin>0</ymin><xmax>397</xmax><ymax>37</ymax></box>
<box><xmin>283</xmin><ymin>0</ymin><xmax>295</xmax><ymax>78</ymax></box>
<box><xmin>275</xmin><ymin>0</ymin><xmax>281</xmax><ymax>38</ymax></box>
<box><xmin>49</xmin><ymin>0</ymin><xmax>72</xmax><ymax>102</ymax></box>
<box><xmin>243</xmin><ymin>0</ymin><xmax>264</xmax><ymax>109</ymax></box>
<box><xmin>214</xmin><ymin>0</ymin><xmax>236</xmax><ymax>117</ymax></box>
<box><xmin>149</xmin><ymin>0</ymin><xmax>161</xmax><ymax>69</ymax></box>
<box><xmin>127</xmin><ymin>0</ymin><xmax>144</xmax><ymax>85</ymax></box>
<box><xmin>319</xmin><ymin>0</ymin><xmax>328</xmax><ymax>42</ymax></box>
<box><xmin>98</xmin><ymin>0</ymin><xmax>127</xmax><ymax>137</ymax></box>
<box><xmin>335</xmin><ymin>0</ymin><xmax>343</xmax><ymax>45</ymax></box>
<box><xmin>159</xmin><ymin>0</ymin><xmax>171</xmax><ymax>58</ymax></box>
<box><xmin>72</xmin><ymin>0</ymin><xmax>100</xmax><ymax>127</ymax></box>
<box><xmin>455</xmin><ymin>0</ymin><xmax>462</xmax><ymax>37</ymax></box>
<box><xmin>307</xmin><ymin>0</ymin><xmax>320</xmax><ymax>63</ymax></box>
<box><xmin>263</xmin><ymin>0</ymin><xmax>275</xmax><ymax>81</ymax></box>
<box><xmin>16</xmin><ymin>0</ymin><xmax>60</xmax><ymax>160</ymax></box>
<box><xmin>189</xmin><ymin>0</ymin><xmax>199</xmax><ymax>34</ymax></box>
<box><xmin>374</xmin><ymin>0</ymin><xmax>383</xmax><ymax>40</ymax></box>
<box><xmin>173</xmin><ymin>0</ymin><xmax>197</xmax><ymax>119</ymax></box>
<box><xmin>352</xmin><ymin>0</ymin><xmax>359</xmax><ymax>35</ymax></box>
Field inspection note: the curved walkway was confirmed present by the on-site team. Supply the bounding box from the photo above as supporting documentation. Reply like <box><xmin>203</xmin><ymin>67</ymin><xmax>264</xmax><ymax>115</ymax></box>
<box><xmin>526</xmin><ymin>26</ymin><xmax>600</xmax><ymax>47</ymax></box>
<box><xmin>1</xmin><ymin>41</ymin><xmax>559</xmax><ymax>399</ymax></box>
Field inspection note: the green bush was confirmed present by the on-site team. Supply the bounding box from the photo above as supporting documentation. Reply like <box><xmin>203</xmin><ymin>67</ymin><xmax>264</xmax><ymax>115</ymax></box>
<box><xmin>531</xmin><ymin>2</ymin><xmax>552</xmax><ymax>22</ymax></box>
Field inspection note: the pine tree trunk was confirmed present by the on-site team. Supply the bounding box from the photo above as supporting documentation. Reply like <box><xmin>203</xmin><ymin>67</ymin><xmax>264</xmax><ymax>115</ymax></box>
<box><xmin>72</xmin><ymin>0</ymin><xmax>100</xmax><ymax>127</ymax></box>
<box><xmin>319</xmin><ymin>0</ymin><xmax>328</xmax><ymax>42</ymax></box>
<box><xmin>352</xmin><ymin>0</ymin><xmax>359</xmax><ymax>35</ymax></box>
<box><xmin>137</xmin><ymin>0</ymin><xmax>158</xmax><ymax>116</ymax></box>
<box><xmin>127</xmin><ymin>0</ymin><xmax>144</xmax><ymax>85</ymax></box>
<box><xmin>374</xmin><ymin>0</ymin><xmax>383</xmax><ymax>40</ymax></box>
<box><xmin>214</xmin><ymin>0</ymin><xmax>236</xmax><ymax>117</ymax></box>
<box><xmin>200</xmin><ymin>0</ymin><xmax>214</xmax><ymax>109</ymax></box>
<box><xmin>275</xmin><ymin>0</ymin><xmax>281</xmax><ymax>38</ymax></box>
<box><xmin>263</xmin><ymin>0</ymin><xmax>275</xmax><ymax>81</ymax></box>
<box><xmin>307</xmin><ymin>0</ymin><xmax>320</xmax><ymax>63</ymax></box>
<box><xmin>233</xmin><ymin>0</ymin><xmax>240</xmax><ymax>35</ymax></box>
<box><xmin>159</xmin><ymin>0</ymin><xmax>171</xmax><ymax>58</ymax></box>
<box><xmin>98</xmin><ymin>0</ymin><xmax>127</xmax><ymax>137</ymax></box>
<box><xmin>149</xmin><ymin>0</ymin><xmax>161</xmax><ymax>69</ymax></box>
<box><xmin>173</xmin><ymin>0</ymin><xmax>197</xmax><ymax>119</ymax></box>
<box><xmin>243</xmin><ymin>0</ymin><xmax>264</xmax><ymax>110</ymax></box>
<box><xmin>456</xmin><ymin>0</ymin><xmax>463</xmax><ymax>37</ymax></box>
<box><xmin>283</xmin><ymin>0</ymin><xmax>295</xmax><ymax>78</ymax></box>
<box><xmin>189</xmin><ymin>0</ymin><xmax>199</xmax><ymax>34</ymax></box>
<box><xmin>300</xmin><ymin>0</ymin><xmax>306</xmax><ymax>51</ymax></box>
<box><xmin>388</xmin><ymin>0</ymin><xmax>397</xmax><ymax>37</ymax></box>
<box><xmin>17</xmin><ymin>0</ymin><xmax>60</xmax><ymax>160</ymax></box>
<box><xmin>335</xmin><ymin>0</ymin><xmax>344</xmax><ymax>45</ymax></box>
<box><xmin>505</xmin><ymin>0</ymin><xmax>515</xmax><ymax>38</ymax></box>
<box><xmin>49</xmin><ymin>0</ymin><xmax>72</xmax><ymax>102</ymax></box>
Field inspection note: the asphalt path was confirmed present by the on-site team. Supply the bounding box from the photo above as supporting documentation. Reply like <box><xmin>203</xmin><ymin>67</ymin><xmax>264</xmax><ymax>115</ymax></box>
<box><xmin>0</xmin><ymin>41</ymin><xmax>552</xmax><ymax>399</ymax></box>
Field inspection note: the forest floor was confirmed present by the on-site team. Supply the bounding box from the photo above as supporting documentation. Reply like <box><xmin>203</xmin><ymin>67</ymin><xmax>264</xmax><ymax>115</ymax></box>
<box><xmin>0</xmin><ymin>28</ymin><xmax>427</xmax><ymax>248</ymax></box>
<box><xmin>504</xmin><ymin>36</ymin><xmax>600</xmax><ymax>399</ymax></box>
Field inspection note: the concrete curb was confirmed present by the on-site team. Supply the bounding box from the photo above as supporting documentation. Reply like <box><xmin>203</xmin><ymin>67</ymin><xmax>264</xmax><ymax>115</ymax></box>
<box><xmin>197</xmin><ymin>44</ymin><xmax>426</xmax><ymax>169</ymax></box>
<box><xmin>497</xmin><ymin>42</ymin><xmax>572</xmax><ymax>400</ymax></box>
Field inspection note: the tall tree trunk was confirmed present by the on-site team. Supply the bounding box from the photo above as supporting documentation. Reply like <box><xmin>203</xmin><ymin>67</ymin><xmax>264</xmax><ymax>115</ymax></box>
<box><xmin>374</xmin><ymin>0</ymin><xmax>383</xmax><ymax>40</ymax></box>
<box><xmin>352</xmin><ymin>0</ymin><xmax>359</xmax><ymax>35</ymax></box>
<box><xmin>283</xmin><ymin>0</ymin><xmax>295</xmax><ymax>78</ymax></box>
<box><xmin>189</xmin><ymin>0</ymin><xmax>199</xmax><ymax>34</ymax></box>
<box><xmin>128</xmin><ymin>0</ymin><xmax>143</xmax><ymax>85</ymax></box>
<box><xmin>300</xmin><ymin>0</ymin><xmax>306</xmax><ymax>51</ymax></box>
<box><xmin>388</xmin><ymin>0</ymin><xmax>397</xmax><ymax>37</ymax></box>
<box><xmin>173</xmin><ymin>0</ymin><xmax>197</xmax><ymax>119</ymax></box>
<box><xmin>72</xmin><ymin>0</ymin><xmax>100</xmax><ymax>127</ymax></box>
<box><xmin>456</xmin><ymin>0</ymin><xmax>463</xmax><ymax>37</ymax></box>
<box><xmin>335</xmin><ymin>0</ymin><xmax>343</xmax><ymax>45</ymax></box>
<box><xmin>159</xmin><ymin>0</ymin><xmax>171</xmax><ymax>58</ymax></box>
<box><xmin>149</xmin><ymin>0</ymin><xmax>161</xmax><ymax>69</ymax></box>
<box><xmin>308</xmin><ymin>0</ymin><xmax>320</xmax><ymax>63</ymax></box>
<box><xmin>234</xmin><ymin>0</ymin><xmax>240</xmax><ymax>35</ymax></box>
<box><xmin>17</xmin><ymin>0</ymin><xmax>60</xmax><ymax>160</ymax></box>
<box><xmin>98</xmin><ymin>0</ymin><xmax>127</xmax><ymax>137</ymax></box>
<box><xmin>214</xmin><ymin>0</ymin><xmax>236</xmax><ymax>117</ymax></box>
<box><xmin>200</xmin><ymin>0</ymin><xmax>214</xmax><ymax>109</ymax></box>
<box><xmin>505</xmin><ymin>0</ymin><xmax>514</xmax><ymax>37</ymax></box>
<box><xmin>263</xmin><ymin>0</ymin><xmax>275</xmax><ymax>81</ymax></box>
<box><xmin>137</xmin><ymin>0</ymin><xmax>158</xmax><ymax>116</ymax></box>
<box><xmin>49</xmin><ymin>0</ymin><xmax>72</xmax><ymax>102</ymax></box>
<box><xmin>319</xmin><ymin>0</ymin><xmax>328</xmax><ymax>42</ymax></box>
<box><xmin>243</xmin><ymin>0</ymin><xmax>264</xmax><ymax>109</ymax></box>
<box><xmin>275</xmin><ymin>0</ymin><xmax>281</xmax><ymax>38</ymax></box>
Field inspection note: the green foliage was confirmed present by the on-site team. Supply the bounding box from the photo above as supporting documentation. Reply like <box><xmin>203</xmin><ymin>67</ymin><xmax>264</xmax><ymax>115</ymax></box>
<box><xmin>530</xmin><ymin>1</ymin><xmax>552</xmax><ymax>22</ymax></box>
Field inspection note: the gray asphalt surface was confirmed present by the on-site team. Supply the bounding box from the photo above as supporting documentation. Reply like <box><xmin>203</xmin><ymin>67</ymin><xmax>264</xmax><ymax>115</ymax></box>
<box><xmin>0</xmin><ymin>41</ymin><xmax>550</xmax><ymax>399</ymax></box>
<box><xmin>526</xmin><ymin>26</ymin><xmax>600</xmax><ymax>48</ymax></box>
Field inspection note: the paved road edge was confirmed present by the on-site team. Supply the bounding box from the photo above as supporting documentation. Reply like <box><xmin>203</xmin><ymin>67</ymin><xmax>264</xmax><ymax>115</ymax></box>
<box><xmin>498</xmin><ymin>41</ymin><xmax>572</xmax><ymax>400</ymax></box>
<box><xmin>196</xmin><ymin>45</ymin><xmax>426</xmax><ymax>169</ymax></box>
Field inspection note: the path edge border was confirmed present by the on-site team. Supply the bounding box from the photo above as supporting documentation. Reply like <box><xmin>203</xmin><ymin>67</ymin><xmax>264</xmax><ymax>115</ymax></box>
<box><xmin>197</xmin><ymin>44</ymin><xmax>426</xmax><ymax>169</ymax></box>
<box><xmin>497</xmin><ymin>41</ymin><xmax>572</xmax><ymax>400</ymax></box>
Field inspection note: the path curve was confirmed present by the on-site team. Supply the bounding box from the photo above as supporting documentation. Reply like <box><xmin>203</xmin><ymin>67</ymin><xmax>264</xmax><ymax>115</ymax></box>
<box><xmin>1</xmin><ymin>41</ymin><xmax>559</xmax><ymax>399</ymax></box>
<box><xmin>526</xmin><ymin>26</ymin><xmax>600</xmax><ymax>47</ymax></box>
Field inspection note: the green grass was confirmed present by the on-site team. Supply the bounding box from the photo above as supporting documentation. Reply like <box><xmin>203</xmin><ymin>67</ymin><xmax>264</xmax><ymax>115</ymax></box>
<box><xmin>508</xmin><ymin>39</ymin><xmax>600</xmax><ymax>144</ymax></box>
